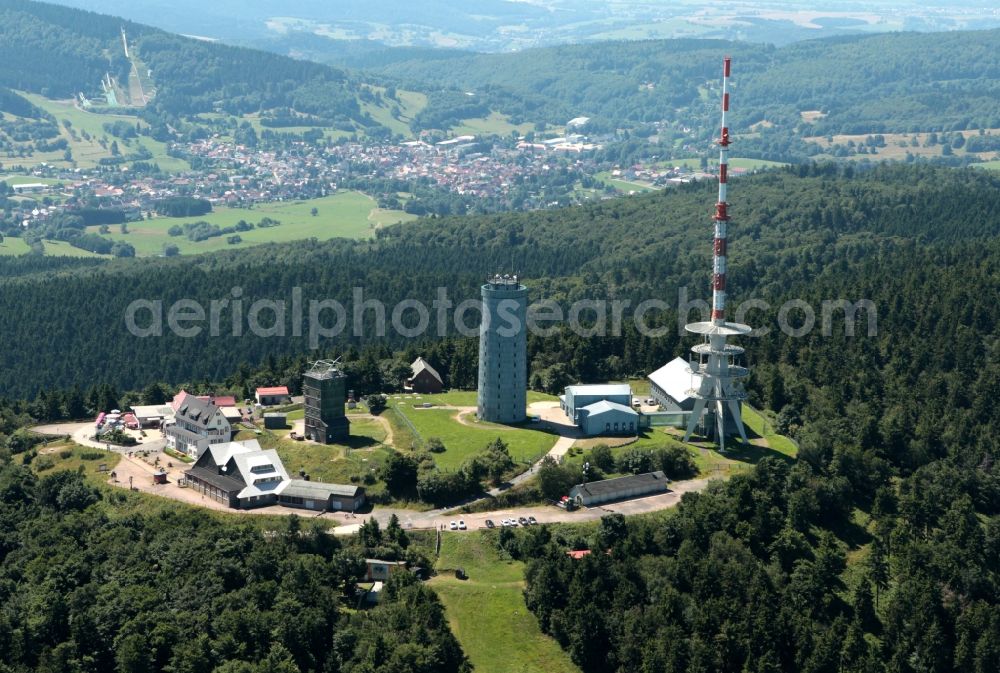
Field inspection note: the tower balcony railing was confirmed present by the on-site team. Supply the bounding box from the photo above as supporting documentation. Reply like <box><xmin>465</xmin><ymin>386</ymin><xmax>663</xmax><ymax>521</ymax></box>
<box><xmin>685</xmin><ymin>388</ymin><xmax>749</xmax><ymax>402</ymax></box>
<box><xmin>686</xmin><ymin>362</ymin><xmax>750</xmax><ymax>379</ymax></box>
<box><xmin>691</xmin><ymin>342</ymin><xmax>745</xmax><ymax>357</ymax></box>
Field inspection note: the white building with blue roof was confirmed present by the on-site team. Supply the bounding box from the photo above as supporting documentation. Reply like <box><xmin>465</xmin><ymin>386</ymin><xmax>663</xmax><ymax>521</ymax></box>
<box><xmin>560</xmin><ymin>383</ymin><xmax>637</xmax><ymax>436</ymax></box>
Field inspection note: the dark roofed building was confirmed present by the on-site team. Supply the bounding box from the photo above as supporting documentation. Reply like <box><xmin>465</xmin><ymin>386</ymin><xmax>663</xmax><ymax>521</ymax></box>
<box><xmin>185</xmin><ymin>439</ymin><xmax>363</xmax><ymax>511</ymax></box>
<box><xmin>406</xmin><ymin>357</ymin><xmax>443</xmax><ymax>394</ymax></box>
<box><xmin>278</xmin><ymin>479</ymin><xmax>365</xmax><ymax>512</ymax></box>
<box><xmin>164</xmin><ymin>396</ymin><xmax>232</xmax><ymax>459</ymax></box>
<box><xmin>569</xmin><ymin>471</ymin><xmax>669</xmax><ymax>507</ymax></box>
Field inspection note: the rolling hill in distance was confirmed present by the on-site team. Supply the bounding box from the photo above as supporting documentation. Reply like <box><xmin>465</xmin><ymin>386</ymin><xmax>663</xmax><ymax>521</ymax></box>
<box><xmin>2</xmin><ymin>3</ymin><xmax>1000</xmax><ymax>673</ymax></box>
<box><xmin>44</xmin><ymin>0</ymin><xmax>1000</xmax><ymax>49</ymax></box>
<box><xmin>3</xmin><ymin>0</ymin><xmax>1000</xmax><ymax>151</ymax></box>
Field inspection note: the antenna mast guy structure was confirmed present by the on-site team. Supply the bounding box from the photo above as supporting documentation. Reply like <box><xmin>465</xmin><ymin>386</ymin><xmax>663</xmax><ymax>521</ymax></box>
<box><xmin>682</xmin><ymin>57</ymin><xmax>751</xmax><ymax>451</ymax></box>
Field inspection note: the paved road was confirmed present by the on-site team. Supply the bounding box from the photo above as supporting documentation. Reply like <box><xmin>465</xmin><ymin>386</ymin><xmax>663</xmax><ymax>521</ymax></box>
<box><xmin>336</xmin><ymin>477</ymin><xmax>713</xmax><ymax>535</ymax></box>
<box><xmin>32</xmin><ymin>410</ymin><xmax>714</xmax><ymax>535</ymax></box>
<box><xmin>32</xmin><ymin>421</ymin><xmax>166</xmax><ymax>453</ymax></box>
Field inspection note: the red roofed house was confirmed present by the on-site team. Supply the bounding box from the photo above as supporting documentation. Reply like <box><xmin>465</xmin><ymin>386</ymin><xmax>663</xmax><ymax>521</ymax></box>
<box><xmin>172</xmin><ymin>390</ymin><xmax>239</xmax><ymax>411</ymax></box>
<box><xmin>256</xmin><ymin>386</ymin><xmax>291</xmax><ymax>406</ymax></box>
<box><xmin>171</xmin><ymin>390</ymin><xmax>195</xmax><ymax>413</ymax></box>
<box><xmin>566</xmin><ymin>550</ymin><xmax>592</xmax><ymax>560</ymax></box>
<box><xmin>203</xmin><ymin>395</ymin><xmax>237</xmax><ymax>407</ymax></box>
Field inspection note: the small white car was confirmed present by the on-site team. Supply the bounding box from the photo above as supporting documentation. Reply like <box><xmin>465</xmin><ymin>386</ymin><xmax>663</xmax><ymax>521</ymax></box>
<box><xmin>449</xmin><ymin>521</ymin><xmax>458</xmax><ymax>530</ymax></box>
<box><xmin>458</xmin><ymin>520</ymin><xmax>467</xmax><ymax>530</ymax></box>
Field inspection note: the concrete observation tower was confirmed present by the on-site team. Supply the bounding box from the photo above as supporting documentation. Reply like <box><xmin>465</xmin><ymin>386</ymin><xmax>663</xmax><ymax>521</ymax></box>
<box><xmin>682</xmin><ymin>57</ymin><xmax>751</xmax><ymax>452</ymax></box>
<box><xmin>477</xmin><ymin>274</ymin><xmax>528</xmax><ymax>424</ymax></box>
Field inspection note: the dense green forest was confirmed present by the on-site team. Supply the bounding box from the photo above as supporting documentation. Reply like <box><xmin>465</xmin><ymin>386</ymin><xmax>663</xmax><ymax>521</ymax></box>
<box><xmin>0</xmin><ymin>166</ymin><xmax>1000</xmax><ymax>400</ymax></box>
<box><xmin>0</xmin><ymin>458</ymin><xmax>468</xmax><ymax>673</ymax></box>
<box><xmin>371</xmin><ymin>30</ymin><xmax>1000</xmax><ymax>137</ymax></box>
<box><xmin>517</xmin><ymin>450</ymin><xmax>1000</xmax><ymax>672</ymax></box>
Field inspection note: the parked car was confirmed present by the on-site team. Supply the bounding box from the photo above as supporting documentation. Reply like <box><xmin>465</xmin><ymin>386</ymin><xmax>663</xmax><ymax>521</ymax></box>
<box><xmin>449</xmin><ymin>521</ymin><xmax>458</xmax><ymax>530</ymax></box>
<box><xmin>458</xmin><ymin>520</ymin><xmax>467</xmax><ymax>530</ymax></box>
<box><xmin>528</xmin><ymin>516</ymin><xmax>538</xmax><ymax>525</ymax></box>
<box><xmin>518</xmin><ymin>516</ymin><xmax>529</xmax><ymax>526</ymax></box>
<box><xmin>485</xmin><ymin>519</ymin><xmax>495</xmax><ymax>528</ymax></box>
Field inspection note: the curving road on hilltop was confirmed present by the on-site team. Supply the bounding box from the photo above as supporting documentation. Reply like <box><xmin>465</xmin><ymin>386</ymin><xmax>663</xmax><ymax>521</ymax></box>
<box><xmin>31</xmin><ymin>411</ymin><xmax>715</xmax><ymax>533</ymax></box>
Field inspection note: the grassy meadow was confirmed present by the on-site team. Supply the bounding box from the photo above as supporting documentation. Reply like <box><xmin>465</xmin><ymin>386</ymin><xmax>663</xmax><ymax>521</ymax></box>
<box><xmin>429</xmin><ymin>533</ymin><xmax>581</xmax><ymax>673</ymax></box>
<box><xmin>85</xmin><ymin>192</ymin><xmax>415</xmax><ymax>256</ymax></box>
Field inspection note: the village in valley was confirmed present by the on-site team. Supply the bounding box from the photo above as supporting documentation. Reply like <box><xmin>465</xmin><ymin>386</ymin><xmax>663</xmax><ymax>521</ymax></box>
<box><xmin>2</xmin><ymin>106</ymin><xmax>733</xmax><ymax>257</ymax></box>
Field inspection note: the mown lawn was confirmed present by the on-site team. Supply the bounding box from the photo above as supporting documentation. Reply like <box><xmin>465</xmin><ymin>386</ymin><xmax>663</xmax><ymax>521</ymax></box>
<box><xmin>394</xmin><ymin>405</ymin><xmax>557</xmax><ymax>470</ymax></box>
<box><xmin>563</xmin><ymin>404</ymin><xmax>798</xmax><ymax>480</ymax></box>
<box><xmin>389</xmin><ymin>390</ymin><xmax>557</xmax><ymax>407</ymax></box>
<box><xmin>250</xmin><ymin>417</ymin><xmax>389</xmax><ymax>487</ymax></box>
<box><xmin>430</xmin><ymin>533</ymin><xmax>580</xmax><ymax>673</ymax></box>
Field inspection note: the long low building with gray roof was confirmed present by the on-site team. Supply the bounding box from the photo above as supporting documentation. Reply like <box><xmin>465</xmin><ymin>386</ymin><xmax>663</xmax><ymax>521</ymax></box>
<box><xmin>569</xmin><ymin>471</ymin><xmax>670</xmax><ymax>507</ymax></box>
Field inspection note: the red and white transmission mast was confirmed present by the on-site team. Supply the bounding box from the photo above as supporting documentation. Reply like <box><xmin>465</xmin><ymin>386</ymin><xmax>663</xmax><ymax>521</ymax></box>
<box><xmin>682</xmin><ymin>57</ymin><xmax>751</xmax><ymax>451</ymax></box>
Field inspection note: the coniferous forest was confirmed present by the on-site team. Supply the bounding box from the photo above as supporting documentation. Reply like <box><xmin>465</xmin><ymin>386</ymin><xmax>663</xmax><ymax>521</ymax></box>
<box><xmin>3</xmin><ymin>162</ymin><xmax>999</xmax><ymax>671</ymax></box>
<box><xmin>1</xmin><ymin>0</ymin><xmax>999</xmax><ymax>667</ymax></box>
<box><xmin>0</xmin><ymin>464</ymin><xmax>468</xmax><ymax>673</ymax></box>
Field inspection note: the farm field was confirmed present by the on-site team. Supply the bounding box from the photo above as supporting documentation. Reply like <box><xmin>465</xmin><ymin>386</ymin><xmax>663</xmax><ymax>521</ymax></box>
<box><xmin>0</xmin><ymin>175</ymin><xmax>68</xmax><ymax>186</ymax></box>
<box><xmin>361</xmin><ymin>87</ymin><xmax>427</xmax><ymax>138</ymax></box>
<box><xmin>429</xmin><ymin>533</ymin><xmax>581</xmax><ymax>673</ymax></box>
<box><xmin>0</xmin><ymin>237</ymin><xmax>104</xmax><ymax>257</ymax></box>
<box><xmin>84</xmin><ymin>192</ymin><xmax>416</xmax><ymax>256</ymax></box>
<box><xmin>804</xmin><ymin>128</ymin><xmax>1000</xmax><ymax>162</ymax></box>
<box><xmin>667</xmin><ymin>157</ymin><xmax>789</xmax><ymax>170</ymax></box>
<box><xmin>594</xmin><ymin>171</ymin><xmax>653</xmax><ymax>193</ymax></box>
<box><xmin>450</xmin><ymin>112</ymin><xmax>536</xmax><ymax>137</ymax></box>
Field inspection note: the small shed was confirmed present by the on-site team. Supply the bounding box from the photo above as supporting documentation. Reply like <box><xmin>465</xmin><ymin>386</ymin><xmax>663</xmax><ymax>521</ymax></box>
<box><xmin>263</xmin><ymin>413</ymin><xmax>287</xmax><ymax>430</ymax></box>
<box><xmin>152</xmin><ymin>470</ymin><xmax>168</xmax><ymax>485</ymax></box>
<box><xmin>365</xmin><ymin>559</ymin><xmax>408</xmax><ymax>582</ymax></box>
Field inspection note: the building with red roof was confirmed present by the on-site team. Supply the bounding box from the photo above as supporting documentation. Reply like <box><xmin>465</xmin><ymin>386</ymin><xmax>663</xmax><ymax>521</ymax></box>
<box><xmin>256</xmin><ymin>386</ymin><xmax>291</xmax><ymax>406</ymax></box>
